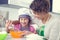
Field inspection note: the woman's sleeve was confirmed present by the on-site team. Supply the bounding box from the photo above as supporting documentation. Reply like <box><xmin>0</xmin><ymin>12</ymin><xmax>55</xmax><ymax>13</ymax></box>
<box><xmin>48</xmin><ymin>20</ymin><xmax>60</xmax><ymax>40</ymax></box>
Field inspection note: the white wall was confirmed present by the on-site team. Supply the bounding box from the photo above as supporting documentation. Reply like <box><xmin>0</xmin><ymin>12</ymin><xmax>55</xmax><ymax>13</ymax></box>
<box><xmin>8</xmin><ymin>0</ymin><xmax>33</xmax><ymax>8</ymax></box>
<box><xmin>0</xmin><ymin>7</ymin><xmax>19</xmax><ymax>20</ymax></box>
<box><xmin>52</xmin><ymin>0</ymin><xmax>60</xmax><ymax>13</ymax></box>
<box><xmin>8</xmin><ymin>0</ymin><xmax>60</xmax><ymax>13</ymax></box>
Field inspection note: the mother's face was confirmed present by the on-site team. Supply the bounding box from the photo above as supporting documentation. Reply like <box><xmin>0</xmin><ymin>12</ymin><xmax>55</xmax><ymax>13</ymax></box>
<box><xmin>33</xmin><ymin>11</ymin><xmax>43</xmax><ymax>19</ymax></box>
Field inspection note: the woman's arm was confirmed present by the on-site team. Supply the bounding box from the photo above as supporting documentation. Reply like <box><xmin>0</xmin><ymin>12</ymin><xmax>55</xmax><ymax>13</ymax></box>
<box><xmin>48</xmin><ymin>21</ymin><xmax>60</xmax><ymax>40</ymax></box>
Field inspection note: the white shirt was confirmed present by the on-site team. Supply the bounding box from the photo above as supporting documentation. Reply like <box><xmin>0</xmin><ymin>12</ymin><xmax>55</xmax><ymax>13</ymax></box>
<box><xmin>32</xmin><ymin>12</ymin><xmax>60</xmax><ymax>40</ymax></box>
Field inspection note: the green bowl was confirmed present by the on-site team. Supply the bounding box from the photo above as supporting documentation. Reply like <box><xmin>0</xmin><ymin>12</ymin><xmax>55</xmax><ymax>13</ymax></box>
<box><xmin>0</xmin><ymin>32</ymin><xmax>7</xmax><ymax>40</ymax></box>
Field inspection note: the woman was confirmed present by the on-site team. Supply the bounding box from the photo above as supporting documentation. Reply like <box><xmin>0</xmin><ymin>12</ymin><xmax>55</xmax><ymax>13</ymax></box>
<box><xmin>30</xmin><ymin>0</ymin><xmax>60</xmax><ymax>40</ymax></box>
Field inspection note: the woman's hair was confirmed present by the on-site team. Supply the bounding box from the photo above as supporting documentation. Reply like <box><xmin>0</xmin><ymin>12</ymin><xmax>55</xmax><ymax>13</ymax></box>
<box><xmin>19</xmin><ymin>14</ymin><xmax>32</xmax><ymax>24</ymax></box>
<box><xmin>30</xmin><ymin>0</ymin><xmax>50</xmax><ymax>13</ymax></box>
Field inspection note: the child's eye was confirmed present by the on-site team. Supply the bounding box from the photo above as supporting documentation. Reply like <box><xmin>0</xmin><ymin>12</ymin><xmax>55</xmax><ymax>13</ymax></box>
<box><xmin>20</xmin><ymin>18</ymin><xmax>23</xmax><ymax>20</ymax></box>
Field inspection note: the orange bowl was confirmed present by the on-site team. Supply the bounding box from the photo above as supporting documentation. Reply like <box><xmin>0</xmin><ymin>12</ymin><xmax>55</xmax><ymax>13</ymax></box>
<box><xmin>10</xmin><ymin>30</ymin><xmax>24</xmax><ymax>38</ymax></box>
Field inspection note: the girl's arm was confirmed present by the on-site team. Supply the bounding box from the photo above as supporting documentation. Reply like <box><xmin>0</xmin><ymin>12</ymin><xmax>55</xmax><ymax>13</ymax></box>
<box><xmin>5</xmin><ymin>20</ymin><xmax>13</xmax><ymax>33</ymax></box>
<box><xmin>30</xmin><ymin>24</ymin><xmax>39</xmax><ymax>34</ymax></box>
<box><xmin>30</xmin><ymin>26</ymin><xmax>36</xmax><ymax>34</ymax></box>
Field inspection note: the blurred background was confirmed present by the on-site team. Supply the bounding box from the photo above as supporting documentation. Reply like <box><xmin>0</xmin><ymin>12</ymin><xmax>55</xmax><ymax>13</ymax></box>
<box><xmin>0</xmin><ymin>0</ymin><xmax>60</xmax><ymax>27</ymax></box>
<box><xmin>0</xmin><ymin>0</ymin><xmax>60</xmax><ymax>40</ymax></box>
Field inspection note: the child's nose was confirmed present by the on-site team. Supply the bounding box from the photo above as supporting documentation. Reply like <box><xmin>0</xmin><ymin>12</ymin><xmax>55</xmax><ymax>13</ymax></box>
<box><xmin>22</xmin><ymin>19</ymin><xmax>25</xmax><ymax>22</ymax></box>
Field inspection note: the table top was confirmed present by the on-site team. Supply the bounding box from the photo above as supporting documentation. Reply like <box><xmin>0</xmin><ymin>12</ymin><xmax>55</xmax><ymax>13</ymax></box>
<box><xmin>5</xmin><ymin>33</ymin><xmax>43</xmax><ymax>40</ymax></box>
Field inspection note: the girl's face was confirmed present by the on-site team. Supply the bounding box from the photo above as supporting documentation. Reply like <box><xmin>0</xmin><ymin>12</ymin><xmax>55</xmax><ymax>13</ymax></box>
<box><xmin>19</xmin><ymin>18</ymin><xmax>29</xmax><ymax>27</ymax></box>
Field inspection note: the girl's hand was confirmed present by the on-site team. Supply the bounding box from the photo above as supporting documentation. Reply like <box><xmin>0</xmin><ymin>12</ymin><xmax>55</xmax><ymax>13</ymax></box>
<box><xmin>17</xmin><ymin>31</ymin><xmax>26</xmax><ymax>37</ymax></box>
<box><xmin>5</xmin><ymin>20</ymin><xmax>13</xmax><ymax>28</ymax></box>
<box><xmin>5</xmin><ymin>20</ymin><xmax>13</xmax><ymax>33</ymax></box>
<box><xmin>23</xmin><ymin>30</ymin><xmax>32</xmax><ymax>35</ymax></box>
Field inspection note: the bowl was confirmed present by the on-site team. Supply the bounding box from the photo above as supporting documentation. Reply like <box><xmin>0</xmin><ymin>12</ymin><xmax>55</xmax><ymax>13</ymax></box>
<box><xmin>0</xmin><ymin>32</ymin><xmax>7</xmax><ymax>40</ymax></box>
<box><xmin>10</xmin><ymin>30</ymin><xmax>24</xmax><ymax>38</ymax></box>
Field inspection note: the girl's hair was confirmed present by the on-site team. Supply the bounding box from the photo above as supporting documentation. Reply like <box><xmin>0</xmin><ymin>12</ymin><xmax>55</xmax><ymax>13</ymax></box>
<box><xmin>18</xmin><ymin>14</ymin><xmax>32</xmax><ymax>24</ymax></box>
<box><xmin>30</xmin><ymin>0</ymin><xmax>50</xmax><ymax>13</ymax></box>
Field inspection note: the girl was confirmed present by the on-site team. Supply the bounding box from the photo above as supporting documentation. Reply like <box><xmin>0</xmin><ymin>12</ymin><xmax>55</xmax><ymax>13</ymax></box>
<box><xmin>6</xmin><ymin>14</ymin><xmax>36</xmax><ymax>36</ymax></box>
<box><xmin>5</xmin><ymin>10</ymin><xmax>43</xmax><ymax>40</ymax></box>
<box><xmin>14</xmin><ymin>14</ymin><xmax>36</xmax><ymax>34</ymax></box>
